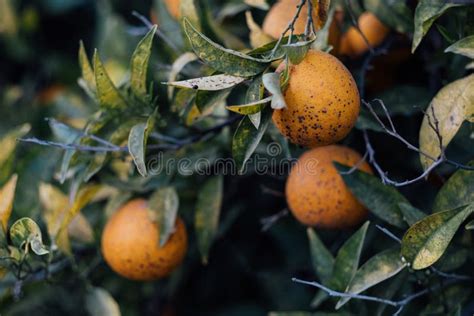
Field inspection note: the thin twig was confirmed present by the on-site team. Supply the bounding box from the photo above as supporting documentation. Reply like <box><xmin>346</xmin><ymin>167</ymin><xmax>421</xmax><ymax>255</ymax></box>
<box><xmin>261</xmin><ymin>209</ymin><xmax>289</xmax><ymax>232</ymax></box>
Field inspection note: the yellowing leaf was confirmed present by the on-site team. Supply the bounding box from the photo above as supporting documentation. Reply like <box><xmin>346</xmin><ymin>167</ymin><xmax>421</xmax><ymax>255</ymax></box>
<box><xmin>0</xmin><ymin>124</ymin><xmax>31</xmax><ymax>168</ymax></box>
<box><xmin>39</xmin><ymin>183</ymin><xmax>69</xmax><ymax>240</ymax></box>
<box><xmin>78</xmin><ymin>41</ymin><xmax>95</xmax><ymax>91</ymax></box>
<box><xmin>93</xmin><ymin>51</ymin><xmax>128</xmax><ymax>110</ymax></box>
<box><xmin>419</xmin><ymin>74</ymin><xmax>474</xmax><ymax>170</ymax></box>
<box><xmin>245</xmin><ymin>11</ymin><xmax>273</xmax><ymax>49</ymax></box>
<box><xmin>0</xmin><ymin>174</ymin><xmax>17</xmax><ymax>232</ymax></box>
<box><xmin>130</xmin><ymin>25</ymin><xmax>157</xmax><ymax>99</ymax></box>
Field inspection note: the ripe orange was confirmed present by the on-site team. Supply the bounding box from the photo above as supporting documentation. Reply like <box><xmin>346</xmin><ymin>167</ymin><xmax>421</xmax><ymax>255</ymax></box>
<box><xmin>339</xmin><ymin>12</ymin><xmax>389</xmax><ymax>57</ymax></box>
<box><xmin>272</xmin><ymin>50</ymin><xmax>360</xmax><ymax>147</ymax></box>
<box><xmin>286</xmin><ymin>145</ymin><xmax>372</xmax><ymax>229</ymax></box>
<box><xmin>101</xmin><ymin>199</ymin><xmax>187</xmax><ymax>281</ymax></box>
<box><xmin>164</xmin><ymin>0</ymin><xmax>180</xmax><ymax>19</ymax></box>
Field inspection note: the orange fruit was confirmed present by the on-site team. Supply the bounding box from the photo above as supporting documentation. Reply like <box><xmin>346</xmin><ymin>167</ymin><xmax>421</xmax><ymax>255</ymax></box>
<box><xmin>286</xmin><ymin>145</ymin><xmax>372</xmax><ymax>229</ymax></box>
<box><xmin>101</xmin><ymin>199</ymin><xmax>187</xmax><ymax>281</ymax></box>
<box><xmin>272</xmin><ymin>50</ymin><xmax>360</xmax><ymax>147</ymax></box>
<box><xmin>164</xmin><ymin>0</ymin><xmax>180</xmax><ymax>19</ymax></box>
<box><xmin>340</xmin><ymin>12</ymin><xmax>389</xmax><ymax>57</ymax></box>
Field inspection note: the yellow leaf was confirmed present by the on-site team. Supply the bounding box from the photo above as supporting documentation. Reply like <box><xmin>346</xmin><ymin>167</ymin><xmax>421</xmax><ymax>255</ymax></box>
<box><xmin>0</xmin><ymin>124</ymin><xmax>31</xmax><ymax>168</ymax></box>
<box><xmin>39</xmin><ymin>183</ymin><xmax>69</xmax><ymax>240</ymax></box>
<box><xmin>246</xmin><ymin>11</ymin><xmax>273</xmax><ymax>49</ymax></box>
<box><xmin>0</xmin><ymin>174</ymin><xmax>18</xmax><ymax>232</ymax></box>
<box><xmin>419</xmin><ymin>74</ymin><xmax>474</xmax><ymax>170</ymax></box>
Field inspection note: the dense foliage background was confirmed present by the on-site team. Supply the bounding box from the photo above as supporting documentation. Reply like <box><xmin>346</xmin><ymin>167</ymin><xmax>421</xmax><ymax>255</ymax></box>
<box><xmin>0</xmin><ymin>0</ymin><xmax>473</xmax><ymax>315</ymax></box>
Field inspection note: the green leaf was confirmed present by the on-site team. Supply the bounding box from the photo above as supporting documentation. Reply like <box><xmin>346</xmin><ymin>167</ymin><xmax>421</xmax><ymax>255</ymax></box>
<box><xmin>195</xmin><ymin>88</ymin><xmax>231</xmax><ymax>114</ymax></box>
<box><xmin>329</xmin><ymin>221</ymin><xmax>369</xmax><ymax>291</ymax></box>
<box><xmin>466</xmin><ymin>220</ymin><xmax>474</xmax><ymax>230</ymax></box>
<box><xmin>419</xmin><ymin>74</ymin><xmax>474</xmax><ymax>170</ymax></box>
<box><xmin>166</xmin><ymin>74</ymin><xmax>246</xmax><ymax>91</ymax></box>
<box><xmin>128</xmin><ymin>113</ymin><xmax>156</xmax><ymax>177</ymax></box>
<box><xmin>412</xmin><ymin>0</ymin><xmax>462</xmax><ymax>53</ymax></box>
<box><xmin>0</xmin><ymin>174</ymin><xmax>17</xmax><ymax>232</ymax></box>
<box><xmin>262</xmin><ymin>73</ymin><xmax>286</xmax><ymax>110</ymax></box>
<box><xmin>433</xmin><ymin>161</ymin><xmax>474</xmax><ymax>212</ymax></box>
<box><xmin>232</xmin><ymin>108</ymin><xmax>272</xmax><ymax>174</ymax></box>
<box><xmin>195</xmin><ymin>175</ymin><xmax>224</xmax><ymax>264</ymax></box>
<box><xmin>335</xmin><ymin>248</ymin><xmax>406</xmax><ymax>309</ymax></box>
<box><xmin>226</xmin><ymin>96</ymin><xmax>271</xmax><ymax>115</ymax></box>
<box><xmin>282</xmin><ymin>40</ymin><xmax>314</xmax><ymax>65</ymax></box>
<box><xmin>183</xmin><ymin>18</ymin><xmax>269</xmax><ymax>77</ymax></box>
<box><xmin>336</xmin><ymin>164</ymin><xmax>407</xmax><ymax>228</ymax></box>
<box><xmin>149</xmin><ymin>187</ymin><xmax>180</xmax><ymax>247</ymax></box>
<box><xmin>401</xmin><ymin>204</ymin><xmax>474</xmax><ymax>270</ymax></box>
<box><xmin>167</xmin><ymin>52</ymin><xmax>198</xmax><ymax>99</ymax></box>
<box><xmin>78</xmin><ymin>41</ymin><xmax>95</xmax><ymax>92</ymax></box>
<box><xmin>9</xmin><ymin>217</ymin><xmax>49</xmax><ymax>256</ymax></box>
<box><xmin>364</xmin><ymin>0</ymin><xmax>413</xmax><ymax>33</ymax></box>
<box><xmin>130</xmin><ymin>25</ymin><xmax>157</xmax><ymax>100</ymax></box>
<box><xmin>307</xmin><ymin>228</ymin><xmax>334</xmax><ymax>283</ymax></box>
<box><xmin>93</xmin><ymin>51</ymin><xmax>128</xmax><ymax>111</ymax></box>
<box><xmin>245</xmin><ymin>75</ymin><xmax>265</xmax><ymax>129</ymax></box>
<box><xmin>397</xmin><ymin>202</ymin><xmax>426</xmax><ymax>226</ymax></box>
<box><xmin>373</xmin><ymin>85</ymin><xmax>431</xmax><ymax>116</ymax></box>
<box><xmin>85</xmin><ymin>287</ymin><xmax>121</xmax><ymax>316</ymax></box>
<box><xmin>445</xmin><ymin>35</ymin><xmax>474</xmax><ymax>59</ymax></box>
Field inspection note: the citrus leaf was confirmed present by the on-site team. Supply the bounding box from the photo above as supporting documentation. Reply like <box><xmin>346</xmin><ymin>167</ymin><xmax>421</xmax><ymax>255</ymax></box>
<box><xmin>0</xmin><ymin>174</ymin><xmax>17</xmax><ymax>232</ymax></box>
<box><xmin>445</xmin><ymin>35</ymin><xmax>474</xmax><ymax>59</ymax></box>
<box><xmin>466</xmin><ymin>220</ymin><xmax>474</xmax><ymax>230</ymax></box>
<box><xmin>0</xmin><ymin>124</ymin><xmax>31</xmax><ymax>168</ymax></box>
<box><xmin>329</xmin><ymin>221</ymin><xmax>370</xmax><ymax>291</ymax></box>
<box><xmin>335</xmin><ymin>248</ymin><xmax>406</xmax><ymax>309</ymax></box>
<box><xmin>78</xmin><ymin>40</ymin><xmax>95</xmax><ymax>91</ymax></box>
<box><xmin>128</xmin><ymin>113</ymin><xmax>156</xmax><ymax>177</ymax></box>
<box><xmin>246</xmin><ymin>76</ymin><xmax>265</xmax><ymax>129</ymax></box>
<box><xmin>180</xmin><ymin>0</ymin><xmax>201</xmax><ymax>31</ymax></box>
<box><xmin>195</xmin><ymin>88</ymin><xmax>231</xmax><ymax>114</ymax></box>
<box><xmin>283</xmin><ymin>40</ymin><xmax>314</xmax><ymax>65</ymax></box>
<box><xmin>195</xmin><ymin>175</ymin><xmax>223</xmax><ymax>264</ymax></box>
<box><xmin>9</xmin><ymin>217</ymin><xmax>49</xmax><ymax>255</ymax></box>
<box><xmin>130</xmin><ymin>25</ymin><xmax>157</xmax><ymax>100</ymax></box>
<box><xmin>232</xmin><ymin>108</ymin><xmax>272</xmax><ymax>174</ymax></box>
<box><xmin>85</xmin><ymin>287</ymin><xmax>121</xmax><ymax>316</ymax></box>
<box><xmin>307</xmin><ymin>228</ymin><xmax>334</xmax><ymax>283</ymax></box>
<box><xmin>311</xmin><ymin>6</ymin><xmax>335</xmax><ymax>51</ymax></box>
<box><xmin>419</xmin><ymin>74</ymin><xmax>474</xmax><ymax>170</ymax></box>
<box><xmin>246</xmin><ymin>11</ymin><xmax>273</xmax><ymax>49</ymax></box>
<box><xmin>432</xmin><ymin>160</ymin><xmax>474</xmax><ymax>212</ymax></box>
<box><xmin>93</xmin><ymin>51</ymin><xmax>128</xmax><ymax>111</ymax></box>
<box><xmin>398</xmin><ymin>202</ymin><xmax>427</xmax><ymax>226</ymax></box>
<box><xmin>412</xmin><ymin>0</ymin><xmax>462</xmax><ymax>53</ymax></box>
<box><xmin>335</xmin><ymin>164</ymin><xmax>407</xmax><ymax>228</ymax></box>
<box><xmin>149</xmin><ymin>187</ymin><xmax>180</xmax><ymax>247</ymax></box>
<box><xmin>39</xmin><ymin>183</ymin><xmax>69</xmax><ymax>240</ymax></box>
<box><xmin>183</xmin><ymin>18</ymin><xmax>269</xmax><ymax>77</ymax></box>
<box><xmin>262</xmin><ymin>73</ymin><xmax>286</xmax><ymax>110</ymax></box>
<box><xmin>167</xmin><ymin>52</ymin><xmax>198</xmax><ymax>99</ymax></box>
<box><xmin>166</xmin><ymin>74</ymin><xmax>246</xmax><ymax>91</ymax></box>
<box><xmin>226</xmin><ymin>96</ymin><xmax>271</xmax><ymax>115</ymax></box>
<box><xmin>244</xmin><ymin>0</ymin><xmax>269</xmax><ymax>10</ymax></box>
<box><xmin>401</xmin><ymin>204</ymin><xmax>474</xmax><ymax>270</ymax></box>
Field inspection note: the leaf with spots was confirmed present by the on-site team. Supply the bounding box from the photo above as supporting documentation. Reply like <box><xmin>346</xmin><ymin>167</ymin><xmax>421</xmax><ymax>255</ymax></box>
<box><xmin>335</xmin><ymin>164</ymin><xmax>407</xmax><ymax>228</ymax></box>
<box><xmin>166</xmin><ymin>74</ymin><xmax>246</xmax><ymax>91</ymax></box>
<box><xmin>183</xmin><ymin>18</ymin><xmax>270</xmax><ymax>77</ymax></box>
<box><xmin>232</xmin><ymin>107</ymin><xmax>272</xmax><ymax>174</ymax></box>
<box><xmin>226</xmin><ymin>96</ymin><xmax>271</xmax><ymax>115</ymax></box>
<box><xmin>149</xmin><ymin>187</ymin><xmax>180</xmax><ymax>247</ymax></box>
<box><xmin>195</xmin><ymin>88</ymin><xmax>231</xmax><ymax>114</ymax></box>
<box><xmin>307</xmin><ymin>228</ymin><xmax>334</xmax><ymax>283</ymax></box>
<box><xmin>0</xmin><ymin>174</ymin><xmax>17</xmax><ymax>233</ymax></box>
<box><xmin>419</xmin><ymin>74</ymin><xmax>474</xmax><ymax>170</ymax></box>
<box><xmin>9</xmin><ymin>217</ymin><xmax>49</xmax><ymax>256</ymax></box>
<box><xmin>445</xmin><ymin>35</ymin><xmax>474</xmax><ymax>59</ymax></box>
<box><xmin>128</xmin><ymin>112</ymin><xmax>157</xmax><ymax>177</ymax></box>
<box><xmin>398</xmin><ymin>202</ymin><xmax>427</xmax><ymax>226</ymax></box>
<box><xmin>167</xmin><ymin>52</ymin><xmax>198</xmax><ymax>99</ymax></box>
<box><xmin>412</xmin><ymin>0</ymin><xmax>462</xmax><ymax>53</ymax></box>
<box><xmin>401</xmin><ymin>204</ymin><xmax>474</xmax><ymax>270</ymax></box>
<box><xmin>336</xmin><ymin>248</ymin><xmax>406</xmax><ymax>309</ymax></box>
<box><xmin>130</xmin><ymin>25</ymin><xmax>157</xmax><ymax>100</ymax></box>
<box><xmin>195</xmin><ymin>175</ymin><xmax>223</xmax><ymax>264</ymax></box>
<box><xmin>85</xmin><ymin>287</ymin><xmax>121</xmax><ymax>316</ymax></box>
<box><xmin>328</xmin><ymin>221</ymin><xmax>369</xmax><ymax>292</ymax></box>
<box><xmin>93</xmin><ymin>51</ymin><xmax>128</xmax><ymax>111</ymax></box>
<box><xmin>263</xmin><ymin>73</ymin><xmax>286</xmax><ymax>110</ymax></box>
<box><xmin>432</xmin><ymin>160</ymin><xmax>474</xmax><ymax>213</ymax></box>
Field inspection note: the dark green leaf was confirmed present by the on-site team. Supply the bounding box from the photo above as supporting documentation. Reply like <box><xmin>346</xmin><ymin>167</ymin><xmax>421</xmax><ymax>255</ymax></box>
<box><xmin>282</xmin><ymin>40</ymin><xmax>314</xmax><ymax>65</ymax></box>
<box><xmin>195</xmin><ymin>175</ymin><xmax>224</xmax><ymax>264</ymax></box>
<box><xmin>336</xmin><ymin>248</ymin><xmax>406</xmax><ymax>309</ymax></box>
<box><xmin>149</xmin><ymin>187</ymin><xmax>180</xmax><ymax>247</ymax></box>
<box><xmin>398</xmin><ymin>202</ymin><xmax>427</xmax><ymax>226</ymax></box>
<box><xmin>445</xmin><ymin>35</ymin><xmax>474</xmax><ymax>59</ymax></box>
<box><xmin>401</xmin><ymin>204</ymin><xmax>474</xmax><ymax>270</ymax></box>
<box><xmin>329</xmin><ymin>221</ymin><xmax>369</xmax><ymax>291</ymax></box>
<box><xmin>336</xmin><ymin>164</ymin><xmax>407</xmax><ymax>228</ymax></box>
<box><xmin>195</xmin><ymin>88</ymin><xmax>231</xmax><ymax>114</ymax></box>
<box><xmin>307</xmin><ymin>228</ymin><xmax>334</xmax><ymax>284</ymax></box>
<box><xmin>466</xmin><ymin>219</ymin><xmax>474</xmax><ymax>230</ymax></box>
<box><xmin>130</xmin><ymin>25</ymin><xmax>157</xmax><ymax>100</ymax></box>
<box><xmin>183</xmin><ymin>18</ymin><xmax>269</xmax><ymax>77</ymax></box>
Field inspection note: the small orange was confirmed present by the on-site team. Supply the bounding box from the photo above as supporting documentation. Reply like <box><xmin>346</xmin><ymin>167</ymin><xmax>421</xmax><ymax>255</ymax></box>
<box><xmin>101</xmin><ymin>199</ymin><xmax>187</xmax><ymax>281</ymax></box>
<box><xmin>272</xmin><ymin>50</ymin><xmax>360</xmax><ymax>147</ymax></box>
<box><xmin>286</xmin><ymin>145</ymin><xmax>372</xmax><ymax>229</ymax></box>
<box><xmin>340</xmin><ymin>12</ymin><xmax>389</xmax><ymax>57</ymax></box>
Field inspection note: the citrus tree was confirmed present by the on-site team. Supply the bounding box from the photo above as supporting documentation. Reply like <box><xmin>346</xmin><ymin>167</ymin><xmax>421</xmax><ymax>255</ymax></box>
<box><xmin>0</xmin><ymin>0</ymin><xmax>473</xmax><ymax>315</ymax></box>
